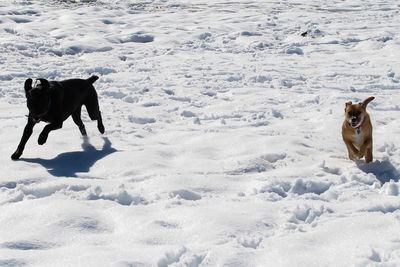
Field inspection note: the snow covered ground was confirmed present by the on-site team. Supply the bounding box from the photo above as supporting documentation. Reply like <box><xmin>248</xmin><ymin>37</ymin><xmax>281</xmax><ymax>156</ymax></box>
<box><xmin>1</xmin><ymin>0</ymin><xmax>400</xmax><ymax>266</ymax></box>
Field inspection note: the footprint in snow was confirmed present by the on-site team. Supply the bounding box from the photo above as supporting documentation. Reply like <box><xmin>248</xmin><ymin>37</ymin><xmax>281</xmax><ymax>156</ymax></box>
<box><xmin>170</xmin><ymin>189</ymin><xmax>201</xmax><ymax>201</ymax></box>
<box><xmin>229</xmin><ymin>153</ymin><xmax>286</xmax><ymax>175</ymax></box>
<box><xmin>1</xmin><ymin>240</ymin><xmax>57</xmax><ymax>250</ymax></box>
<box><xmin>88</xmin><ymin>186</ymin><xmax>148</xmax><ymax>206</ymax></box>
<box><xmin>57</xmin><ymin>216</ymin><xmax>110</xmax><ymax>233</ymax></box>
<box><xmin>284</xmin><ymin>205</ymin><xmax>333</xmax><ymax>232</ymax></box>
<box><xmin>157</xmin><ymin>247</ymin><xmax>187</xmax><ymax>267</ymax></box>
<box><xmin>129</xmin><ymin>116</ymin><xmax>156</xmax><ymax>124</ymax></box>
<box><xmin>0</xmin><ymin>259</ymin><xmax>26</xmax><ymax>267</ymax></box>
<box><xmin>154</xmin><ymin>220</ymin><xmax>180</xmax><ymax>229</ymax></box>
<box><xmin>256</xmin><ymin>179</ymin><xmax>332</xmax><ymax>201</ymax></box>
<box><xmin>238</xmin><ymin>237</ymin><xmax>263</xmax><ymax>249</ymax></box>
<box><xmin>0</xmin><ymin>181</ymin><xmax>17</xmax><ymax>189</ymax></box>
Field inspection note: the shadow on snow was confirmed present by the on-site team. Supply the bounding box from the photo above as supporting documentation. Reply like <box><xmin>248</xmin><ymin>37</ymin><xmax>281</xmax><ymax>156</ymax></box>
<box><xmin>357</xmin><ymin>158</ymin><xmax>400</xmax><ymax>184</ymax></box>
<box><xmin>22</xmin><ymin>137</ymin><xmax>117</xmax><ymax>177</ymax></box>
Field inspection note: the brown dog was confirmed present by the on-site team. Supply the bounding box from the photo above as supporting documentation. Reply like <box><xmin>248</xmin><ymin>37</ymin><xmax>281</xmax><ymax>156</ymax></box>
<box><xmin>342</xmin><ymin>97</ymin><xmax>374</xmax><ymax>163</ymax></box>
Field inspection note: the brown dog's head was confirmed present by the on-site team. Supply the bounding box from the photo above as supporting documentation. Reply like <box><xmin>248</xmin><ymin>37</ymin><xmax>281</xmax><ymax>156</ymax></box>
<box><xmin>344</xmin><ymin>97</ymin><xmax>374</xmax><ymax>128</ymax></box>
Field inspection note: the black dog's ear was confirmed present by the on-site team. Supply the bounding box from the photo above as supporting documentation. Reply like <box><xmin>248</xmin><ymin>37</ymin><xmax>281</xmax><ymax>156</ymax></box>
<box><xmin>24</xmin><ymin>78</ymin><xmax>33</xmax><ymax>95</ymax></box>
<box><xmin>35</xmin><ymin>78</ymin><xmax>50</xmax><ymax>93</ymax></box>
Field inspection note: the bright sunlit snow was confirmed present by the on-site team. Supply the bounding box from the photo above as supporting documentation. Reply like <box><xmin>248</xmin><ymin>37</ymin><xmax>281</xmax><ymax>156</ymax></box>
<box><xmin>1</xmin><ymin>0</ymin><xmax>400</xmax><ymax>266</ymax></box>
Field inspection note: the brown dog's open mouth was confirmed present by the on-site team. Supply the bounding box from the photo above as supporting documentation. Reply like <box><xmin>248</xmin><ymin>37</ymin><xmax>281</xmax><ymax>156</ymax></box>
<box><xmin>349</xmin><ymin>118</ymin><xmax>363</xmax><ymax>129</ymax></box>
<box><xmin>351</xmin><ymin>122</ymin><xmax>359</xmax><ymax>128</ymax></box>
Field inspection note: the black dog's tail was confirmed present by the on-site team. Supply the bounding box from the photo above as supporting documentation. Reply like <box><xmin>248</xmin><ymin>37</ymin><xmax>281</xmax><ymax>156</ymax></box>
<box><xmin>87</xmin><ymin>75</ymin><xmax>99</xmax><ymax>84</ymax></box>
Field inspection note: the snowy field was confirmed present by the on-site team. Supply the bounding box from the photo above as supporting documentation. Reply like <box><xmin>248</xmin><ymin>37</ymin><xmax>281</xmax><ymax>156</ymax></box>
<box><xmin>1</xmin><ymin>0</ymin><xmax>400</xmax><ymax>266</ymax></box>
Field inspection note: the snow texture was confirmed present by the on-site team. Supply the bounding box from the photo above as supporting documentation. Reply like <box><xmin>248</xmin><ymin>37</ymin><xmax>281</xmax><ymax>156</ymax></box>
<box><xmin>1</xmin><ymin>0</ymin><xmax>400</xmax><ymax>266</ymax></box>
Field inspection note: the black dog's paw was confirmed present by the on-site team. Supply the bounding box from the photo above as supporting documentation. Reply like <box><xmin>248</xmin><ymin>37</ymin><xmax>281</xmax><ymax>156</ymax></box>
<box><xmin>98</xmin><ymin>125</ymin><xmax>105</xmax><ymax>134</ymax></box>
<box><xmin>38</xmin><ymin>133</ymin><xmax>48</xmax><ymax>145</ymax></box>
<box><xmin>97</xmin><ymin>122</ymin><xmax>105</xmax><ymax>134</ymax></box>
<box><xmin>11</xmin><ymin>149</ymin><xmax>22</xmax><ymax>160</ymax></box>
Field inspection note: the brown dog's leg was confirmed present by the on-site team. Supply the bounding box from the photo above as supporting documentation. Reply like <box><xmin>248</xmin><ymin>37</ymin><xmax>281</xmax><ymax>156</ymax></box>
<box><xmin>365</xmin><ymin>140</ymin><xmax>373</xmax><ymax>163</ymax></box>
<box><xmin>359</xmin><ymin>138</ymin><xmax>373</xmax><ymax>163</ymax></box>
<box><xmin>358</xmin><ymin>144</ymin><xmax>366</xmax><ymax>159</ymax></box>
<box><xmin>343</xmin><ymin>139</ymin><xmax>359</xmax><ymax>161</ymax></box>
<box><xmin>365</xmin><ymin>148</ymin><xmax>373</xmax><ymax>163</ymax></box>
<box><xmin>11</xmin><ymin>118</ymin><xmax>36</xmax><ymax>160</ymax></box>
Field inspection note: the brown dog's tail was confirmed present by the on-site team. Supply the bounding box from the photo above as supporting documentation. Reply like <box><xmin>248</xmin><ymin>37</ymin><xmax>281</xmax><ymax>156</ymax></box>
<box><xmin>362</xmin><ymin>96</ymin><xmax>375</xmax><ymax>107</ymax></box>
<box><xmin>87</xmin><ymin>75</ymin><xmax>99</xmax><ymax>84</ymax></box>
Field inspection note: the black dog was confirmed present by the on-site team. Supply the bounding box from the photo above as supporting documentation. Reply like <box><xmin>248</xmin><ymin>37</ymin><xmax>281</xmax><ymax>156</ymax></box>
<box><xmin>11</xmin><ymin>75</ymin><xmax>105</xmax><ymax>160</ymax></box>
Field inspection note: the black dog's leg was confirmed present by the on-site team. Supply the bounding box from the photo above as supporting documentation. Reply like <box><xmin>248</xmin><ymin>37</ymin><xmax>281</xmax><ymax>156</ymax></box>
<box><xmin>11</xmin><ymin>118</ymin><xmax>36</xmax><ymax>160</ymax></box>
<box><xmin>85</xmin><ymin>90</ymin><xmax>105</xmax><ymax>134</ymax></box>
<box><xmin>38</xmin><ymin>121</ymin><xmax>63</xmax><ymax>145</ymax></box>
<box><xmin>97</xmin><ymin>111</ymin><xmax>105</xmax><ymax>134</ymax></box>
<box><xmin>72</xmin><ymin>107</ymin><xmax>87</xmax><ymax>136</ymax></box>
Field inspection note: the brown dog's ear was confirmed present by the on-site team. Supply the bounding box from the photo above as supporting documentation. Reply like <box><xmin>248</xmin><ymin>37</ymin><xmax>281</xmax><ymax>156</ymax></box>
<box><xmin>345</xmin><ymin>101</ymin><xmax>352</xmax><ymax>112</ymax></box>
<box><xmin>362</xmin><ymin>96</ymin><xmax>375</xmax><ymax>107</ymax></box>
<box><xmin>24</xmin><ymin>78</ymin><xmax>33</xmax><ymax>95</ymax></box>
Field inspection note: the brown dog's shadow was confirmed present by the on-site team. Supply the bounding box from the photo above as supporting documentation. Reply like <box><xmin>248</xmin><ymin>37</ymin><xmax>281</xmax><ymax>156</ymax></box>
<box><xmin>21</xmin><ymin>137</ymin><xmax>117</xmax><ymax>178</ymax></box>
<box><xmin>357</xmin><ymin>158</ymin><xmax>400</xmax><ymax>184</ymax></box>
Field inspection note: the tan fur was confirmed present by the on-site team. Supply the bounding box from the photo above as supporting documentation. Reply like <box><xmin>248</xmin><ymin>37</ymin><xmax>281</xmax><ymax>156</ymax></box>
<box><xmin>342</xmin><ymin>97</ymin><xmax>374</xmax><ymax>163</ymax></box>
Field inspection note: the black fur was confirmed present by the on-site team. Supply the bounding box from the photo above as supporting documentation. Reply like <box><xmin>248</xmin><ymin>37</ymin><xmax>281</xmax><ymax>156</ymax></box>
<box><xmin>11</xmin><ymin>75</ymin><xmax>105</xmax><ymax>160</ymax></box>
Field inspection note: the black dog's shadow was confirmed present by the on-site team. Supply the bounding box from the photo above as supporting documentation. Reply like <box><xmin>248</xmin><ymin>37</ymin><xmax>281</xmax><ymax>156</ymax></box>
<box><xmin>357</xmin><ymin>158</ymin><xmax>400</xmax><ymax>184</ymax></box>
<box><xmin>22</xmin><ymin>137</ymin><xmax>117</xmax><ymax>177</ymax></box>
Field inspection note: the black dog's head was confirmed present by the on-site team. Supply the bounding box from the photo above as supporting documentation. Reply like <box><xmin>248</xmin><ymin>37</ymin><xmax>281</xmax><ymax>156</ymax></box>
<box><xmin>24</xmin><ymin>78</ymin><xmax>51</xmax><ymax>122</ymax></box>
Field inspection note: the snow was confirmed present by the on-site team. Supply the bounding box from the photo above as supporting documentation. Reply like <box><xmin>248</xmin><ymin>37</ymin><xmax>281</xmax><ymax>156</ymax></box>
<box><xmin>1</xmin><ymin>0</ymin><xmax>400</xmax><ymax>266</ymax></box>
